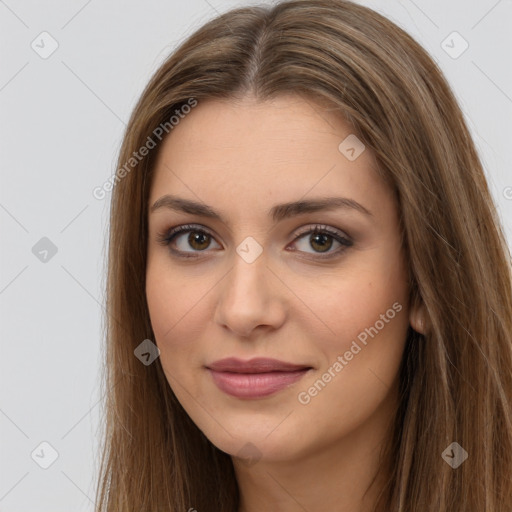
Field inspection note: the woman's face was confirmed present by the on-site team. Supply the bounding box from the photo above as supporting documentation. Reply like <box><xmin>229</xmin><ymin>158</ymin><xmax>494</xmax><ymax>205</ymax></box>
<box><xmin>146</xmin><ymin>94</ymin><xmax>418</xmax><ymax>463</ymax></box>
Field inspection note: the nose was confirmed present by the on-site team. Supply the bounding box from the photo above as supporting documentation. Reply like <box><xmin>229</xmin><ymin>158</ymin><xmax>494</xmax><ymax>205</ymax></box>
<box><xmin>213</xmin><ymin>250</ymin><xmax>287</xmax><ymax>338</ymax></box>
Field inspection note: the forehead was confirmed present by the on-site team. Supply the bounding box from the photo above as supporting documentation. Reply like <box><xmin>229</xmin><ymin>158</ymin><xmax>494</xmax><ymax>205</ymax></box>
<box><xmin>149</xmin><ymin>95</ymin><xmax>391</xmax><ymax>220</ymax></box>
<box><xmin>156</xmin><ymin>94</ymin><xmax>358</xmax><ymax>163</ymax></box>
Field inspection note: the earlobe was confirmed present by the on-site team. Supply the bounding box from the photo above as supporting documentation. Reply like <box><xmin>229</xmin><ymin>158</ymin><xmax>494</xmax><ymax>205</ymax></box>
<box><xmin>410</xmin><ymin>302</ymin><xmax>428</xmax><ymax>334</ymax></box>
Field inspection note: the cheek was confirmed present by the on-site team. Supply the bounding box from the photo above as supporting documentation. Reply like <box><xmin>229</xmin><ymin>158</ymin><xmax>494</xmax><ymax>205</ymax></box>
<box><xmin>145</xmin><ymin>257</ymin><xmax>214</xmax><ymax>369</ymax></box>
<box><xmin>146</xmin><ymin>259</ymin><xmax>186</xmax><ymax>361</ymax></box>
<box><xmin>297</xmin><ymin>248</ymin><xmax>410</xmax><ymax>416</ymax></box>
<box><xmin>146</xmin><ymin>266</ymin><xmax>174</xmax><ymax>341</ymax></box>
<box><xmin>294</xmin><ymin>282</ymin><xmax>409</xmax><ymax>442</ymax></box>
<box><xmin>300</xmin><ymin>246</ymin><xmax>409</xmax><ymax>356</ymax></box>
<box><xmin>145</xmin><ymin>270</ymin><xmax>195</xmax><ymax>400</ymax></box>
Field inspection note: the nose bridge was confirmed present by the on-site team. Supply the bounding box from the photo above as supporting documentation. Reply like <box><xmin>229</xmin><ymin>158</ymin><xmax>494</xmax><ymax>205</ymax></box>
<box><xmin>226</xmin><ymin>240</ymin><xmax>268</xmax><ymax>298</ymax></box>
<box><xmin>214</xmin><ymin>240</ymin><xmax>286</xmax><ymax>336</ymax></box>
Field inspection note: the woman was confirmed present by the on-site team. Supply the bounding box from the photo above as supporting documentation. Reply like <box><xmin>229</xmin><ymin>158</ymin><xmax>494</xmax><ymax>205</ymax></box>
<box><xmin>94</xmin><ymin>1</ymin><xmax>512</xmax><ymax>511</ymax></box>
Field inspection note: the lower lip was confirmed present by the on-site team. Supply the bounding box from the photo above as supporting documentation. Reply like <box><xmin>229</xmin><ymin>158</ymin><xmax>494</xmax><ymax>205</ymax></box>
<box><xmin>207</xmin><ymin>368</ymin><xmax>310</xmax><ymax>399</ymax></box>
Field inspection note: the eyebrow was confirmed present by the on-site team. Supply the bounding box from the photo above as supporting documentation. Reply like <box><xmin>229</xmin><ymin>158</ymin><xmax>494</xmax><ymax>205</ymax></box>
<box><xmin>150</xmin><ymin>194</ymin><xmax>372</xmax><ymax>223</ymax></box>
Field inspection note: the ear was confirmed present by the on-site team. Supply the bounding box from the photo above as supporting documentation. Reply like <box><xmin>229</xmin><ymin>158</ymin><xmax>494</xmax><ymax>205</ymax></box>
<box><xmin>410</xmin><ymin>301</ymin><xmax>428</xmax><ymax>335</ymax></box>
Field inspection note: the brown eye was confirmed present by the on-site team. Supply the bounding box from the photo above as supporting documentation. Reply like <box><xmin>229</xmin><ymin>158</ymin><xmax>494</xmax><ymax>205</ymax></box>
<box><xmin>309</xmin><ymin>232</ymin><xmax>334</xmax><ymax>253</ymax></box>
<box><xmin>290</xmin><ymin>225</ymin><xmax>353</xmax><ymax>259</ymax></box>
<box><xmin>156</xmin><ymin>224</ymin><xmax>221</xmax><ymax>258</ymax></box>
<box><xmin>186</xmin><ymin>231</ymin><xmax>211</xmax><ymax>251</ymax></box>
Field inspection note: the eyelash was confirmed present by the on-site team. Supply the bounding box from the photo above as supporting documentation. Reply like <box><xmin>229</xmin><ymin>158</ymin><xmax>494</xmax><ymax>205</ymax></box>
<box><xmin>156</xmin><ymin>223</ymin><xmax>353</xmax><ymax>261</ymax></box>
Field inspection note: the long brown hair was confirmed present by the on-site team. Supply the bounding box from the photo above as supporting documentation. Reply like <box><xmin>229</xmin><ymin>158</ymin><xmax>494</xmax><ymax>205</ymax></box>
<box><xmin>94</xmin><ymin>1</ymin><xmax>512</xmax><ymax>510</ymax></box>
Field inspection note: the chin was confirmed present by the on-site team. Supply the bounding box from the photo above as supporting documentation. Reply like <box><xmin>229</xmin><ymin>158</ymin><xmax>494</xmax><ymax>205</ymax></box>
<box><xmin>196</xmin><ymin>412</ymin><xmax>309</xmax><ymax>464</ymax></box>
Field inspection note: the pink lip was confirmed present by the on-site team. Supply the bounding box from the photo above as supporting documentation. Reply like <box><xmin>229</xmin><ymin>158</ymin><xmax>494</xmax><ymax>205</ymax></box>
<box><xmin>206</xmin><ymin>357</ymin><xmax>312</xmax><ymax>399</ymax></box>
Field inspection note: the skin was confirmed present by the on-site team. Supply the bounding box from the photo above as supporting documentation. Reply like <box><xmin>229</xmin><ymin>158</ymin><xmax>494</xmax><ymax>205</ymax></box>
<box><xmin>146</xmin><ymin>94</ymin><xmax>426</xmax><ymax>512</ymax></box>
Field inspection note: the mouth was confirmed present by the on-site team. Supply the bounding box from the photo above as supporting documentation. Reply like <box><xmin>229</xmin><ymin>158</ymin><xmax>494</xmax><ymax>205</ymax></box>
<box><xmin>206</xmin><ymin>357</ymin><xmax>313</xmax><ymax>399</ymax></box>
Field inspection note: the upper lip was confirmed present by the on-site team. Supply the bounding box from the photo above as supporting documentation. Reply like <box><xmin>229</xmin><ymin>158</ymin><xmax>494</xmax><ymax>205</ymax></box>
<box><xmin>207</xmin><ymin>357</ymin><xmax>311</xmax><ymax>374</ymax></box>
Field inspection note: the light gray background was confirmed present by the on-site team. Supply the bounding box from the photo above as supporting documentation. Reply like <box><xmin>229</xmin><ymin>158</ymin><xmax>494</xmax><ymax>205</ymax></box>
<box><xmin>0</xmin><ymin>0</ymin><xmax>511</xmax><ymax>510</ymax></box>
